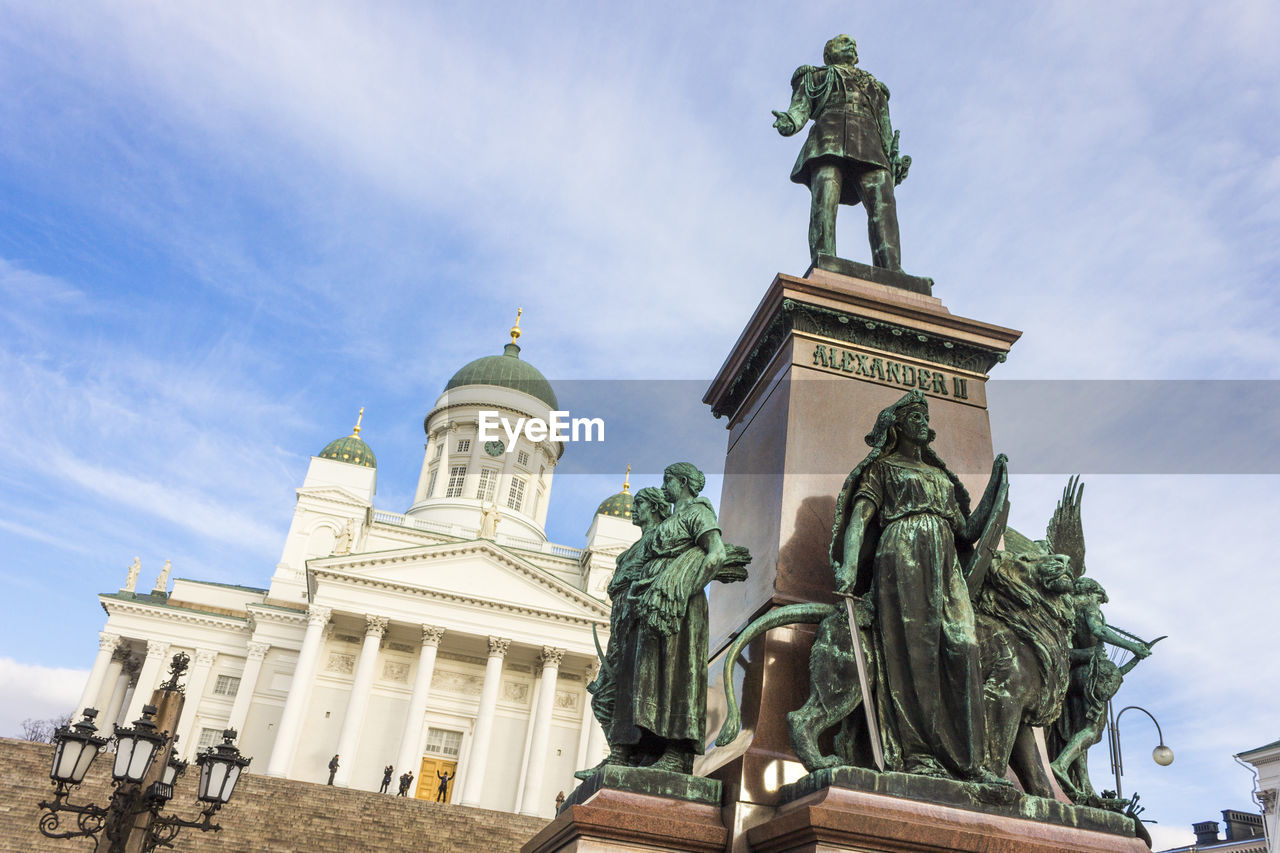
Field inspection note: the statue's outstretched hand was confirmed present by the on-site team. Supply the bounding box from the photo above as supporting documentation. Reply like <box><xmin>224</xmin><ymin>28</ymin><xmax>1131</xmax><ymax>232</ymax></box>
<box><xmin>772</xmin><ymin>110</ymin><xmax>798</xmax><ymax>136</ymax></box>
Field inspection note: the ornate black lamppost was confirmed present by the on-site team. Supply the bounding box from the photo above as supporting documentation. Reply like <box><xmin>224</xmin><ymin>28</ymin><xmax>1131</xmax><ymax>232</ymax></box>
<box><xmin>1108</xmin><ymin>703</ymin><xmax>1174</xmax><ymax>800</ymax></box>
<box><xmin>36</xmin><ymin>653</ymin><xmax>251</xmax><ymax>852</ymax></box>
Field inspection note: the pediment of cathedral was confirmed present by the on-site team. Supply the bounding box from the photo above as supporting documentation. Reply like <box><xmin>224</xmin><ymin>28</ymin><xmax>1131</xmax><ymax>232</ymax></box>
<box><xmin>296</xmin><ymin>485</ymin><xmax>370</xmax><ymax>508</ymax></box>
<box><xmin>307</xmin><ymin>540</ymin><xmax>607</xmax><ymax>622</ymax></box>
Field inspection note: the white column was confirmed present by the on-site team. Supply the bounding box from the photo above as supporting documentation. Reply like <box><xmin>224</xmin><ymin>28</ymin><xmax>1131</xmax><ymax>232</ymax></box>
<box><xmin>398</xmin><ymin>626</ymin><xmax>444</xmax><ymax>798</ymax></box>
<box><xmin>123</xmin><ymin>640</ymin><xmax>171</xmax><ymax>724</ymax></box>
<box><xmin>266</xmin><ymin>605</ymin><xmax>331</xmax><ymax>777</ymax></box>
<box><xmin>112</xmin><ymin>657</ymin><xmax>141</xmax><ymax>727</ymax></box>
<box><xmin>333</xmin><ymin>614</ymin><xmax>389</xmax><ymax>787</ymax></box>
<box><xmin>226</xmin><ymin>641</ymin><xmax>270</xmax><ymax>735</ymax></box>
<box><xmin>102</xmin><ymin>653</ymin><xmax>135</xmax><ymax>731</ymax></box>
<box><xmin>519</xmin><ymin>647</ymin><xmax>564</xmax><ymax>816</ymax></box>
<box><xmin>175</xmin><ymin>649</ymin><xmax>217</xmax><ymax>759</ymax></box>
<box><xmin>458</xmin><ymin>636</ymin><xmax>509</xmax><ymax>806</ymax></box>
<box><xmin>94</xmin><ymin>648</ymin><xmax>127</xmax><ymax>716</ymax></box>
<box><xmin>512</xmin><ymin>666</ymin><xmax>546</xmax><ymax>813</ymax></box>
<box><xmin>75</xmin><ymin>632</ymin><xmax>120</xmax><ymax>716</ymax></box>
<box><xmin>575</xmin><ymin>662</ymin><xmax>603</xmax><ymax>769</ymax></box>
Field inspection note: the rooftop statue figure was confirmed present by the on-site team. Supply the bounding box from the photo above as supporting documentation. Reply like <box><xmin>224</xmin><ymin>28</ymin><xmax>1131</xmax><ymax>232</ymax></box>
<box><xmin>774</xmin><ymin>35</ymin><xmax>911</xmax><ymax>270</ymax></box>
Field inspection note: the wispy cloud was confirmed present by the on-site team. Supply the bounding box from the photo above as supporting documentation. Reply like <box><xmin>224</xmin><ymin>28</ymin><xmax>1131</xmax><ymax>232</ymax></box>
<box><xmin>0</xmin><ymin>657</ymin><xmax>88</xmax><ymax>737</ymax></box>
<box><xmin>0</xmin><ymin>0</ymin><xmax>1274</xmax><ymax>835</ymax></box>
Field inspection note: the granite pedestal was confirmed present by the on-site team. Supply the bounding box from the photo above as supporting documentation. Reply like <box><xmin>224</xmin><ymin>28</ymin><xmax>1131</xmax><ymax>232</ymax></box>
<box><xmin>521</xmin><ymin>766</ymin><xmax>728</xmax><ymax>853</ymax></box>
<box><xmin>699</xmin><ymin>265</ymin><xmax>1023</xmax><ymax>850</ymax></box>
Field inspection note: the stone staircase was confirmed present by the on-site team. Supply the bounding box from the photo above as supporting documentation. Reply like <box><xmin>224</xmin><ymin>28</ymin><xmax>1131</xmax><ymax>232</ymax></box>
<box><xmin>0</xmin><ymin>738</ymin><xmax>548</xmax><ymax>852</ymax></box>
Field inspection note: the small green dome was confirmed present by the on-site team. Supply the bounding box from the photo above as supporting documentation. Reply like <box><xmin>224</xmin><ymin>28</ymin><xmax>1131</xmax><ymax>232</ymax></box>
<box><xmin>319</xmin><ymin>434</ymin><xmax>376</xmax><ymax>468</ymax></box>
<box><xmin>444</xmin><ymin>343</ymin><xmax>558</xmax><ymax>409</ymax></box>
<box><xmin>596</xmin><ymin>490</ymin><xmax>633</xmax><ymax>518</ymax></box>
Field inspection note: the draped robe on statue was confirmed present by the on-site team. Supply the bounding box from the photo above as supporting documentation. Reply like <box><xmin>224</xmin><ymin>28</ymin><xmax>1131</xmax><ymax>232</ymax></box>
<box><xmin>610</xmin><ymin>498</ymin><xmax>720</xmax><ymax>752</ymax></box>
<box><xmin>852</xmin><ymin>456</ymin><xmax>984</xmax><ymax>778</ymax></box>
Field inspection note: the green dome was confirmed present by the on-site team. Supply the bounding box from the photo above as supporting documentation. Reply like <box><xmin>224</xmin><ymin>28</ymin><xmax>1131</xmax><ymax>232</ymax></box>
<box><xmin>319</xmin><ymin>434</ymin><xmax>376</xmax><ymax>468</ymax></box>
<box><xmin>595</xmin><ymin>490</ymin><xmax>633</xmax><ymax>519</ymax></box>
<box><xmin>444</xmin><ymin>343</ymin><xmax>558</xmax><ymax>409</ymax></box>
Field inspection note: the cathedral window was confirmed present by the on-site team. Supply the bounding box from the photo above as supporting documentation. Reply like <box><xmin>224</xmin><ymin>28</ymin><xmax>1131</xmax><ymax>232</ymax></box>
<box><xmin>213</xmin><ymin>674</ymin><xmax>241</xmax><ymax>696</ymax></box>
<box><xmin>517</xmin><ymin>449</ymin><xmax>530</xmax><ymax>466</ymax></box>
<box><xmin>507</xmin><ymin>476</ymin><xmax>527</xmax><ymax>512</ymax></box>
<box><xmin>427</xmin><ymin>467</ymin><xmax>438</xmax><ymax>496</ymax></box>
<box><xmin>197</xmin><ymin>728</ymin><xmax>221</xmax><ymax>749</ymax></box>
<box><xmin>445</xmin><ymin>466</ymin><xmax>468</xmax><ymax>498</ymax></box>
<box><xmin>457</xmin><ymin>439</ymin><xmax>471</xmax><ymax>453</ymax></box>
<box><xmin>475</xmin><ymin>467</ymin><xmax>499</xmax><ymax>501</ymax></box>
<box><xmin>424</xmin><ymin>727</ymin><xmax>463</xmax><ymax>758</ymax></box>
<box><xmin>435</xmin><ymin>442</ymin><xmax>443</xmax><ymax>458</ymax></box>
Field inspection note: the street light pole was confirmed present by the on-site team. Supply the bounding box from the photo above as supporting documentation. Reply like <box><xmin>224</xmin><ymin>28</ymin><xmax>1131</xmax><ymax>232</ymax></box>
<box><xmin>36</xmin><ymin>653</ymin><xmax>250</xmax><ymax>853</ymax></box>
<box><xmin>1108</xmin><ymin>703</ymin><xmax>1174</xmax><ymax>800</ymax></box>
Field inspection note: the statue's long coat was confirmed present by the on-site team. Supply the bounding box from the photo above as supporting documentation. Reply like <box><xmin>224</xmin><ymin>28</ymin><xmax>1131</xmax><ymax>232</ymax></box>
<box><xmin>781</xmin><ymin>64</ymin><xmax>894</xmax><ymax>205</ymax></box>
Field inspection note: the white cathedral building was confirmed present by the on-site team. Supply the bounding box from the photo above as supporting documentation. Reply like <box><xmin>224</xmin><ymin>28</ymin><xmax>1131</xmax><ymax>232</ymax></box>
<box><xmin>70</xmin><ymin>321</ymin><xmax>640</xmax><ymax>818</ymax></box>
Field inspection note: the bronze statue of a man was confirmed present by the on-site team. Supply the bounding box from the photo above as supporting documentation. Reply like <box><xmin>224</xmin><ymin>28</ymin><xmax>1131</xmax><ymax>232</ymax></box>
<box><xmin>773</xmin><ymin>35</ymin><xmax>911</xmax><ymax>270</ymax></box>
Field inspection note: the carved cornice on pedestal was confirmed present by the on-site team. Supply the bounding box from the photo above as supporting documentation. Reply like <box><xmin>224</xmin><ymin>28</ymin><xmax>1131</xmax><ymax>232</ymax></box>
<box><xmin>421</xmin><ymin>626</ymin><xmax>446</xmax><ymax>647</ymax></box>
<box><xmin>193</xmin><ymin>649</ymin><xmax>217</xmax><ymax>667</ymax></box>
<box><xmin>144</xmin><ymin>639</ymin><xmax>170</xmax><ymax>660</ymax></box>
<box><xmin>245</xmin><ymin>641</ymin><xmax>270</xmax><ymax>661</ymax></box>
<box><xmin>487</xmin><ymin>636</ymin><xmax>511</xmax><ymax>658</ymax></box>
<box><xmin>365</xmin><ymin>614</ymin><xmax>389</xmax><ymax>638</ymax></box>
<box><xmin>98</xmin><ymin>632</ymin><xmax>121</xmax><ymax>653</ymax></box>
<box><xmin>540</xmin><ymin>646</ymin><xmax>565</xmax><ymax>668</ymax></box>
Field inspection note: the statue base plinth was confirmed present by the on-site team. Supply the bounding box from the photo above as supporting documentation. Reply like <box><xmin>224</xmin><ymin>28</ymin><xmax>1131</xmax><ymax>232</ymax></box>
<box><xmin>522</xmin><ymin>767</ymin><xmax>726</xmax><ymax>853</ymax></box>
<box><xmin>810</xmin><ymin>253</ymin><xmax>934</xmax><ymax>296</ymax></box>
<box><xmin>700</xmin><ymin>266</ymin><xmax>1023</xmax><ymax>850</ymax></box>
<box><xmin>748</xmin><ymin>781</ymin><xmax>1147</xmax><ymax>853</ymax></box>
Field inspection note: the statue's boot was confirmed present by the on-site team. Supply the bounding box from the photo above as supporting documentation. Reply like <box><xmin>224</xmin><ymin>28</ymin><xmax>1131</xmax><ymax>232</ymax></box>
<box><xmin>648</xmin><ymin>744</ymin><xmax>694</xmax><ymax>774</ymax></box>
<box><xmin>573</xmin><ymin>744</ymin><xmax>633</xmax><ymax>781</ymax></box>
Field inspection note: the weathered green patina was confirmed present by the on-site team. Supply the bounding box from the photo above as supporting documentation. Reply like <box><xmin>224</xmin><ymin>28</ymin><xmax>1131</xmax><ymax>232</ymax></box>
<box><xmin>579</xmin><ymin>464</ymin><xmax>748</xmax><ymax>782</ymax></box>
<box><xmin>774</xmin><ymin>35</ymin><xmax>911</xmax><ymax>270</ymax></box>
<box><xmin>576</xmin><ymin>486</ymin><xmax>669</xmax><ymax>780</ymax></box>
<box><xmin>714</xmin><ymin>423</ymin><xmax>1164</xmax><ymax>845</ymax></box>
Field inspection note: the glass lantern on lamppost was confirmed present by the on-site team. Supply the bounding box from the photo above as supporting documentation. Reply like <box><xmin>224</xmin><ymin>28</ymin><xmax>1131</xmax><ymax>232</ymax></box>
<box><xmin>49</xmin><ymin>708</ymin><xmax>109</xmax><ymax>788</ymax></box>
<box><xmin>36</xmin><ymin>651</ymin><xmax>252</xmax><ymax>853</ymax></box>
<box><xmin>145</xmin><ymin>729</ymin><xmax>252</xmax><ymax>850</ymax></box>
<box><xmin>197</xmin><ymin>729</ymin><xmax>251</xmax><ymax>806</ymax></box>
<box><xmin>112</xmin><ymin>705</ymin><xmax>167</xmax><ymax>784</ymax></box>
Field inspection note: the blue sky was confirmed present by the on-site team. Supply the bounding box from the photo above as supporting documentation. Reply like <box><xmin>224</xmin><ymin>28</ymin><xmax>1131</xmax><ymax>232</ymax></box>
<box><xmin>1</xmin><ymin>2</ymin><xmax>1277</xmax><ymax>845</ymax></box>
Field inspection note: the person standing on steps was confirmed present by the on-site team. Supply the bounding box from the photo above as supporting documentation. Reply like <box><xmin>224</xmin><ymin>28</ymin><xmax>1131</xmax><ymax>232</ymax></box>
<box><xmin>435</xmin><ymin>769</ymin><xmax>454</xmax><ymax>802</ymax></box>
<box><xmin>397</xmin><ymin>771</ymin><xmax>413</xmax><ymax>796</ymax></box>
<box><xmin>379</xmin><ymin>764</ymin><xmax>393</xmax><ymax>793</ymax></box>
<box><xmin>327</xmin><ymin>754</ymin><xmax>339</xmax><ymax>785</ymax></box>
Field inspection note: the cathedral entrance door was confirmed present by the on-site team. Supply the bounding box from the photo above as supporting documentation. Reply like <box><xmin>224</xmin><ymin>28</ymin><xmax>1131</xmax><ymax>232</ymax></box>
<box><xmin>417</xmin><ymin>757</ymin><xmax>458</xmax><ymax>802</ymax></box>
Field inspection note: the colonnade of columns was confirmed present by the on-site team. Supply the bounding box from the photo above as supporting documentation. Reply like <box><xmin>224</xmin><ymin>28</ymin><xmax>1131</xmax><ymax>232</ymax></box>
<box><xmin>76</xmin><ymin>607</ymin><xmax>606</xmax><ymax>815</ymax></box>
<box><xmin>256</xmin><ymin>605</ymin><xmax>598</xmax><ymax>813</ymax></box>
<box><xmin>75</xmin><ymin>630</ymin><xmax>276</xmax><ymax>762</ymax></box>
